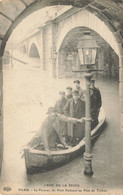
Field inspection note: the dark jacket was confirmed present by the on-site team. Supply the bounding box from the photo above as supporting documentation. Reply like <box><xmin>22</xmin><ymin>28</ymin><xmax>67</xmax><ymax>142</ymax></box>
<box><xmin>55</xmin><ymin>97</ymin><xmax>68</xmax><ymax>114</ymax></box>
<box><xmin>90</xmin><ymin>87</ymin><xmax>102</xmax><ymax>122</ymax></box>
<box><xmin>66</xmin><ymin>94</ymin><xmax>73</xmax><ymax>100</ymax></box>
<box><xmin>73</xmin><ymin>87</ymin><xmax>84</xmax><ymax>100</ymax></box>
<box><xmin>64</xmin><ymin>99</ymin><xmax>85</xmax><ymax>139</ymax></box>
<box><xmin>93</xmin><ymin>87</ymin><xmax>102</xmax><ymax>109</ymax></box>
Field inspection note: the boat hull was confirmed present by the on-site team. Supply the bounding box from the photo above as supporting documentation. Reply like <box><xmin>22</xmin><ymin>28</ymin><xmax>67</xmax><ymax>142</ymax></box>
<box><xmin>24</xmin><ymin>108</ymin><xmax>106</xmax><ymax>174</ymax></box>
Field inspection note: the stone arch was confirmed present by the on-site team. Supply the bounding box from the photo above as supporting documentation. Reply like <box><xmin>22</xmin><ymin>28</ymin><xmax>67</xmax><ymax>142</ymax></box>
<box><xmin>29</xmin><ymin>43</ymin><xmax>40</xmax><ymax>58</ymax></box>
<box><xmin>22</xmin><ymin>44</ymin><xmax>26</xmax><ymax>54</ymax></box>
<box><xmin>57</xmin><ymin>10</ymin><xmax>120</xmax><ymax>56</ymax></box>
<box><xmin>57</xmin><ymin>26</ymin><xmax>119</xmax><ymax>79</ymax></box>
<box><xmin>0</xmin><ymin>1</ymin><xmax>122</xmax><ymax>57</ymax></box>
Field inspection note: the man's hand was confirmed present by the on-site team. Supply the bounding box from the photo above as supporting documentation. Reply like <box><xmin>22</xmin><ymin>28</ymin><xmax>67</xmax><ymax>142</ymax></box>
<box><xmin>46</xmin><ymin>148</ymin><xmax>51</xmax><ymax>156</ymax></box>
<box><xmin>77</xmin><ymin>118</ymin><xmax>85</xmax><ymax>123</ymax></box>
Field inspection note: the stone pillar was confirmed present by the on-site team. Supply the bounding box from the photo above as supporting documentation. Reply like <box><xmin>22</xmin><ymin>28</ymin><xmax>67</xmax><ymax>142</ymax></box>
<box><xmin>119</xmin><ymin>54</ymin><xmax>123</xmax><ymax>133</ymax></box>
<box><xmin>56</xmin><ymin>51</ymin><xmax>65</xmax><ymax>78</ymax></box>
<box><xmin>98</xmin><ymin>48</ymin><xmax>104</xmax><ymax>69</ymax></box>
<box><xmin>42</xmin><ymin>27</ymin><xmax>46</xmax><ymax>70</ymax></box>
<box><xmin>51</xmin><ymin>23</ymin><xmax>57</xmax><ymax>78</ymax></box>
<box><xmin>0</xmin><ymin>56</ymin><xmax>3</xmax><ymax>176</ymax></box>
<box><xmin>56</xmin><ymin>52</ymin><xmax>59</xmax><ymax>78</ymax></box>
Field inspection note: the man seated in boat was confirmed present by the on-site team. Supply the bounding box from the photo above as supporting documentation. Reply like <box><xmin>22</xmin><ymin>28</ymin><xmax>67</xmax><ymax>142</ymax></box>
<box><xmin>90</xmin><ymin>79</ymin><xmax>102</xmax><ymax>129</ymax></box>
<box><xmin>25</xmin><ymin>107</ymin><xmax>84</xmax><ymax>152</ymax></box>
<box><xmin>64</xmin><ymin>90</ymin><xmax>85</xmax><ymax>145</ymax></box>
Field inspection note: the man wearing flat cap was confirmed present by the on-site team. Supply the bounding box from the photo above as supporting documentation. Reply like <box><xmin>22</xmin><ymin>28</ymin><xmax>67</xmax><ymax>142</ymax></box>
<box><xmin>55</xmin><ymin>91</ymin><xmax>67</xmax><ymax>114</ymax></box>
<box><xmin>26</xmin><ymin>107</ymin><xmax>84</xmax><ymax>152</ymax></box>
<box><xmin>66</xmin><ymin>87</ymin><xmax>73</xmax><ymax>100</ymax></box>
<box><xmin>90</xmin><ymin>79</ymin><xmax>102</xmax><ymax>129</ymax></box>
<box><xmin>64</xmin><ymin>90</ymin><xmax>85</xmax><ymax>144</ymax></box>
<box><xmin>73</xmin><ymin>80</ymin><xmax>84</xmax><ymax>100</ymax></box>
<box><xmin>54</xmin><ymin>91</ymin><xmax>68</xmax><ymax>139</ymax></box>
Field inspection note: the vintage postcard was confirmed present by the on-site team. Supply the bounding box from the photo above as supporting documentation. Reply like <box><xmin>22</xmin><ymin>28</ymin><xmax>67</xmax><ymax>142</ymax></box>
<box><xmin>0</xmin><ymin>0</ymin><xmax>123</xmax><ymax>195</ymax></box>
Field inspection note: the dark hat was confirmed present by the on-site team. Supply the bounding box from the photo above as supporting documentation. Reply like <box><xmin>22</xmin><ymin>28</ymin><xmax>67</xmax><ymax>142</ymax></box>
<box><xmin>72</xmin><ymin>90</ymin><xmax>79</xmax><ymax>95</ymax></box>
<box><xmin>59</xmin><ymin>91</ymin><xmax>65</xmax><ymax>95</ymax></box>
<box><xmin>73</xmin><ymin>80</ymin><xmax>80</xmax><ymax>84</ymax></box>
<box><xmin>66</xmin><ymin>87</ymin><xmax>72</xmax><ymax>91</ymax></box>
<box><xmin>91</xmin><ymin>79</ymin><xmax>95</xmax><ymax>83</ymax></box>
<box><xmin>46</xmin><ymin>107</ymin><xmax>57</xmax><ymax>114</ymax></box>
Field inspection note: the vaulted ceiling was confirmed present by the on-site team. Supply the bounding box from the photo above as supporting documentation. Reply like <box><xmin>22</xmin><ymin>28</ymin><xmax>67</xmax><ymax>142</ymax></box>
<box><xmin>0</xmin><ymin>0</ymin><xmax>123</xmax><ymax>56</ymax></box>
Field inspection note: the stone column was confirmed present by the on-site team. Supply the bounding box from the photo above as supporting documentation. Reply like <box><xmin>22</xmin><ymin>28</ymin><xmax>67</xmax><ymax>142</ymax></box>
<box><xmin>0</xmin><ymin>56</ymin><xmax>3</xmax><ymax>176</ymax></box>
<box><xmin>98</xmin><ymin>48</ymin><xmax>104</xmax><ymax>69</ymax></box>
<box><xmin>56</xmin><ymin>51</ymin><xmax>65</xmax><ymax>78</ymax></box>
<box><xmin>55</xmin><ymin>52</ymin><xmax>60</xmax><ymax>78</ymax></box>
<box><xmin>51</xmin><ymin>22</ymin><xmax>57</xmax><ymax>78</ymax></box>
<box><xmin>42</xmin><ymin>27</ymin><xmax>46</xmax><ymax>70</ymax></box>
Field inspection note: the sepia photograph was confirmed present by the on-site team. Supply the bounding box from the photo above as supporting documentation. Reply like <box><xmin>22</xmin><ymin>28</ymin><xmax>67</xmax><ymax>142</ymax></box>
<box><xmin>0</xmin><ymin>0</ymin><xmax>123</xmax><ymax>195</ymax></box>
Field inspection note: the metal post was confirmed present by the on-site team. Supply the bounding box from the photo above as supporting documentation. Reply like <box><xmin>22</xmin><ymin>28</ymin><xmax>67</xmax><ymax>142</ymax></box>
<box><xmin>0</xmin><ymin>56</ymin><xmax>3</xmax><ymax>176</ymax></box>
<box><xmin>84</xmin><ymin>72</ymin><xmax>93</xmax><ymax>176</ymax></box>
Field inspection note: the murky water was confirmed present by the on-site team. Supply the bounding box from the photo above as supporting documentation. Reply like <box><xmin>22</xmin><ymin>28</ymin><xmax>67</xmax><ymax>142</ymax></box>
<box><xmin>1</xmin><ymin>56</ymin><xmax>123</xmax><ymax>192</ymax></box>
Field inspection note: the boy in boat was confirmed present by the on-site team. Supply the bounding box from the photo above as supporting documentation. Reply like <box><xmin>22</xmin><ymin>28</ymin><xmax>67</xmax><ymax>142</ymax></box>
<box><xmin>25</xmin><ymin>107</ymin><xmax>84</xmax><ymax>152</ymax></box>
<box><xmin>66</xmin><ymin>87</ymin><xmax>73</xmax><ymax>100</ymax></box>
<box><xmin>90</xmin><ymin>79</ymin><xmax>102</xmax><ymax>129</ymax></box>
<box><xmin>73</xmin><ymin>80</ymin><xmax>84</xmax><ymax>100</ymax></box>
<box><xmin>54</xmin><ymin>91</ymin><xmax>67</xmax><ymax>114</ymax></box>
<box><xmin>64</xmin><ymin>90</ymin><xmax>85</xmax><ymax>145</ymax></box>
<box><xmin>54</xmin><ymin>91</ymin><xmax>68</xmax><ymax>142</ymax></box>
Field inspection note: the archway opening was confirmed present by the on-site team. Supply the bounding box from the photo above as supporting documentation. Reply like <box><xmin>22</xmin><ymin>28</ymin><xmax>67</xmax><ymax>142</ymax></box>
<box><xmin>58</xmin><ymin>27</ymin><xmax>119</xmax><ymax>80</ymax></box>
<box><xmin>29</xmin><ymin>43</ymin><xmax>40</xmax><ymax>58</ymax></box>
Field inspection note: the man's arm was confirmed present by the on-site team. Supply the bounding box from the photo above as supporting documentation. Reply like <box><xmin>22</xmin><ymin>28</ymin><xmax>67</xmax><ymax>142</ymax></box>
<box><xmin>57</xmin><ymin>114</ymin><xmax>84</xmax><ymax>123</ymax></box>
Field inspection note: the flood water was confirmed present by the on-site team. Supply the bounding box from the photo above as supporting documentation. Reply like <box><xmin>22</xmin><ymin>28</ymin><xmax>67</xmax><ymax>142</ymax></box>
<box><xmin>0</xmin><ymin>55</ymin><xmax>123</xmax><ymax>193</ymax></box>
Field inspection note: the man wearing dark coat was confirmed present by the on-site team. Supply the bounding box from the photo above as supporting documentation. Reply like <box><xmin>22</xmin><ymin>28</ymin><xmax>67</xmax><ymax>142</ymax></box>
<box><xmin>64</xmin><ymin>90</ymin><xmax>85</xmax><ymax>141</ymax></box>
<box><xmin>55</xmin><ymin>91</ymin><xmax>68</xmax><ymax>137</ymax></box>
<box><xmin>73</xmin><ymin>80</ymin><xmax>84</xmax><ymax>100</ymax></box>
<box><xmin>66</xmin><ymin>87</ymin><xmax>73</xmax><ymax>100</ymax></box>
<box><xmin>90</xmin><ymin>79</ymin><xmax>102</xmax><ymax>129</ymax></box>
<box><xmin>55</xmin><ymin>91</ymin><xmax>67</xmax><ymax>114</ymax></box>
<box><xmin>25</xmin><ymin>107</ymin><xmax>84</xmax><ymax>153</ymax></box>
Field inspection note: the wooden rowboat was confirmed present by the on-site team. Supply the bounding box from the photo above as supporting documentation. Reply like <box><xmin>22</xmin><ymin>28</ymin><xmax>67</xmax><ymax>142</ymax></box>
<box><xmin>24</xmin><ymin>107</ymin><xmax>106</xmax><ymax>174</ymax></box>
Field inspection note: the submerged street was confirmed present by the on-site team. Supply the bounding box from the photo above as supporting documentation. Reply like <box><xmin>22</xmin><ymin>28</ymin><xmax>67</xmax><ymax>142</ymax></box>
<box><xmin>1</xmin><ymin>56</ymin><xmax>123</xmax><ymax>191</ymax></box>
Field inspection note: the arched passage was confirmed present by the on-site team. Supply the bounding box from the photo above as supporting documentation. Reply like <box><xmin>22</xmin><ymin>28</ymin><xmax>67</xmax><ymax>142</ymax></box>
<box><xmin>57</xmin><ymin>26</ymin><xmax>119</xmax><ymax>79</ymax></box>
<box><xmin>29</xmin><ymin>43</ymin><xmax>40</xmax><ymax>58</ymax></box>
<box><xmin>57</xmin><ymin>10</ymin><xmax>120</xmax><ymax>56</ymax></box>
